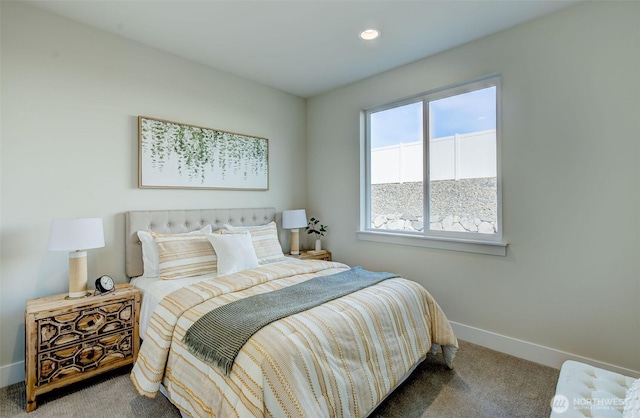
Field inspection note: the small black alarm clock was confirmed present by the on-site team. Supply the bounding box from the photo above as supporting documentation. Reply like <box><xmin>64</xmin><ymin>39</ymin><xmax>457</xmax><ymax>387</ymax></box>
<box><xmin>94</xmin><ymin>275</ymin><xmax>115</xmax><ymax>295</ymax></box>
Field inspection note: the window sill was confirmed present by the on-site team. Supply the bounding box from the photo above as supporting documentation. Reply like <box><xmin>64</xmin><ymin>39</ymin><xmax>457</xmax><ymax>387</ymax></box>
<box><xmin>357</xmin><ymin>230</ymin><xmax>507</xmax><ymax>256</ymax></box>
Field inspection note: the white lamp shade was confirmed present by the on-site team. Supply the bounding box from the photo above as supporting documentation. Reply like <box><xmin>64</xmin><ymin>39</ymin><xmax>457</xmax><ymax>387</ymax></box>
<box><xmin>282</xmin><ymin>209</ymin><xmax>307</xmax><ymax>229</ymax></box>
<box><xmin>48</xmin><ymin>218</ymin><xmax>105</xmax><ymax>251</ymax></box>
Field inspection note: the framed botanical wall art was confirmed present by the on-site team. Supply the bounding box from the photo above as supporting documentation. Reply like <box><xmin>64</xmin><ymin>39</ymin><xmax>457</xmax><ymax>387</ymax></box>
<box><xmin>138</xmin><ymin>116</ymin><xmax>269</xmax><ymax>190</ymax></box>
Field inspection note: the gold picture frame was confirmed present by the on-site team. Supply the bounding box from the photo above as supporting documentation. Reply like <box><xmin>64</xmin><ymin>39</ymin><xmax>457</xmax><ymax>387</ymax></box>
<box><xmin>138</xmin><ymin>116</ymin><xmax>269</xmax><ymax>190</ymax></box>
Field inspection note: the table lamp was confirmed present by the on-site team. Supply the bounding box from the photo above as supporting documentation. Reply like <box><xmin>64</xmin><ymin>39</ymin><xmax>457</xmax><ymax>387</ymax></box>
<box><xmin>282</xmin><ymin>209</ymin><xmax>307</xmax><ymax>255</ymax></box>
<box><xmin>48</xmin><ymin>218</ymin><xmax>105</xmax><ymax>299</ymax></box>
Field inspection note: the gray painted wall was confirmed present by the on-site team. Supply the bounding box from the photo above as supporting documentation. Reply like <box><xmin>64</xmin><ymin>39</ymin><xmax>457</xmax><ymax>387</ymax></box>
<box><xmin>307</xmin><ymin>1</ymin><xmax>640</xmax><ymax>372</ymax></box>
<box><xmin>0</xmin><ymin>2</ymin><xmax>306</xmax><ymax>381</ymax></box>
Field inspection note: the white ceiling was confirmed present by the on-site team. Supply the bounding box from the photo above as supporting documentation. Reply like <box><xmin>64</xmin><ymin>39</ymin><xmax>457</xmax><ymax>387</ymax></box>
<box><xmin>26</xmin><ymin>0</ymin><xmax>581</xmax><ymax>98</ymax></box>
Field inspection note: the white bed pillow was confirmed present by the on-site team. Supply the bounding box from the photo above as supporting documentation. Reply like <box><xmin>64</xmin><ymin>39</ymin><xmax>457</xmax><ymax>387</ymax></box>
<box><xmin>206</xmin><ymin>231</ymin><xmax>259</xmax><ymax>275</ymax></box>
<box><xmin>150</xmin><ymin>229</ymin><xmax>217</xmax><ymax>280</ymax></box>
<box><xmin>623</xmin><ymin>378</ymin><xmax>640</xmax><ymax>418</ymax></box>
<box><xmin>223</xmin><ymin>222</ymin><xmax>285</xmax><ymax>264</ymax></box>
<box><xmin>137</xmin><ymin>225</ymin><xmax>212</xmax><ymax>278</ymax></box>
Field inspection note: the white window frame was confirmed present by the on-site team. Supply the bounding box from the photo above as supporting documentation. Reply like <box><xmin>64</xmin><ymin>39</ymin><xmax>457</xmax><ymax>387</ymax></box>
<box><xmin>359</xmin><ymin>74</ymin><xmax>507</xmax><ymax>256</ymax></box>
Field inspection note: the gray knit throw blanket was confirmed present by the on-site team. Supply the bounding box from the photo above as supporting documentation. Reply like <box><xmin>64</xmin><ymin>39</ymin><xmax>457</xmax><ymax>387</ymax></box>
<box><xmin>182</xmin><ymin>266</ymin><xmax>399</xmax><ymax>376</ymax></box>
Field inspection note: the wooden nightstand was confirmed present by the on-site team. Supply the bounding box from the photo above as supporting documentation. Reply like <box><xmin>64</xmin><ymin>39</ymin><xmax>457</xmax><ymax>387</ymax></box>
<box><xmin>24</xmin><ymin>283</ymin><xmax>140</xmax><ymax>412</ymax></box>
<box><xmin>288</xmin><ymin>250</ymin><xmax>332</xmax><ymax>261</ymax></box>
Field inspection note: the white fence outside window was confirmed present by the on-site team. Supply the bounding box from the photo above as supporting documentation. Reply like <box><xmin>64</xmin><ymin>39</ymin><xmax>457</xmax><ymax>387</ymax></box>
<box><xmin>371</xmin><ymin>129</ymin><xmax>496</xmax><ymax>184</ymax></box>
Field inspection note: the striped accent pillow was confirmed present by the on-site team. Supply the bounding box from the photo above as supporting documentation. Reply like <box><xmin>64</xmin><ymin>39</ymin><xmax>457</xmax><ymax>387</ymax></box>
<box><xmin>223</xmin><ymin>222</ymin><xmax>285</xmax><ymax>264</ymax></box>
<box><xmin>152</xmin><ymin>231</ymin><xmax>217</xmax><ymax>280</ymax></box>
<box><xmin>138</xmin><ymin>225</ymin><xmax>212</xmax><ymax>278</ymax></box>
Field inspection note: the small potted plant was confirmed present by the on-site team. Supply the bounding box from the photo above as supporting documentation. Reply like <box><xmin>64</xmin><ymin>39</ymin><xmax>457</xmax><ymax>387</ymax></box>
<box><xmin>306</xmin><ymin>217</ymin><xmax>328</xmax><ymax>252</ymax></box>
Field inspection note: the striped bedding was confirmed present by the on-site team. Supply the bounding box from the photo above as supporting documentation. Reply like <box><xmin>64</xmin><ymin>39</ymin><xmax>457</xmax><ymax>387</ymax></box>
<box><xmin>130</xmin><ymin>259</ymin><xmax>458</xmax><ymax>417</ymax></box>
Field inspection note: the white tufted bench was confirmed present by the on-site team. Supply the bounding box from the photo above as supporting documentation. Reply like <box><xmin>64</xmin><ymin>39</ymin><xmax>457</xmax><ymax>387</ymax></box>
<box><xmin>551</xmin><ymin>360</ymin><xmax>639</xmax><ymax>418</ymax></box>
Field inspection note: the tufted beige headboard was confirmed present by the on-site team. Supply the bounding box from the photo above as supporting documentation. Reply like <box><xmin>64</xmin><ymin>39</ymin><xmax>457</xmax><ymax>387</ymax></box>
<box><xmin>125</xmin><ymin>207</ymin><xmax>277</xmax><ymax>278</ymax></box>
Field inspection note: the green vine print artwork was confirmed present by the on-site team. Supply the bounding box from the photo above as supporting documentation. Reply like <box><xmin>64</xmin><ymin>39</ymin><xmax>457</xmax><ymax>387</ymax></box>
<box><xmin>139</xmin><ymin>116</ymin><xmax>268</xmax><ymax>190</ymax></box>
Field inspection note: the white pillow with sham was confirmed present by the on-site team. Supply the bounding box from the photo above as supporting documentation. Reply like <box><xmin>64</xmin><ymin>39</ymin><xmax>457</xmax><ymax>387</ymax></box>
<box><xmin>624</xmin><ymin>378</ymin><xmax>640</xmax><ymax>418</ymax></box>
<box><xmin>206</xmin><ymin>231</ymin><xmax>259</xmax><ymax>275</ymax></box>
<box><xmin>222</xmin><ymin>222</ymin><xmax>285</xmax><ymax>264</ymax></box>
<box><xmin>137</xmin><ymin>224</ymin><xmax>212</xmax><ymax>277</ymax></box>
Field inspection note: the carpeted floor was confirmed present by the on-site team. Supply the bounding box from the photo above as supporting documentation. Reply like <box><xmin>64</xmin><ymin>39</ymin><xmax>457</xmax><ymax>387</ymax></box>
<box><xmin>0</xmin><ymin>340</ymin><xmax>559</xmax><ymax>417</ymax></box>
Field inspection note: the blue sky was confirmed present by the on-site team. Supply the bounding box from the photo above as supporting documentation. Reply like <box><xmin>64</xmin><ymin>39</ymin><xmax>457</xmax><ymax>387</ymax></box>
<box><xmin>371</xmin><ymin>86</ymin><xmax>496</xmax><ymax>148</ymax></box>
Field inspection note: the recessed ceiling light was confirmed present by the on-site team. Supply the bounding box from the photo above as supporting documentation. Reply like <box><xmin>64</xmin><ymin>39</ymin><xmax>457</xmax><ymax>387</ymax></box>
<box><xmin>360</xmin><ymin>29</ymin><xmax>380</xmax><ymax>41</ymax></box>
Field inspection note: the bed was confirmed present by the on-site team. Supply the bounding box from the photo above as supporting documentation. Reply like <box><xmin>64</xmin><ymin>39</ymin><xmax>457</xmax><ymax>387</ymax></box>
<box><xmin>126</xmin><ymin>208</ymin><xmax>458</xmax><ymax>417</ymax></box>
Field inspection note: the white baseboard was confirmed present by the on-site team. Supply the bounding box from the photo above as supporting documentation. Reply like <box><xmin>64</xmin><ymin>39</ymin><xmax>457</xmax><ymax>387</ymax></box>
<box><xmin>0</xmin><ymin>360</ymin><xmax>24</xmax><ymax>388</ymax></box>
<box><xmin>450</xmin><ymin>321</ymin><xmax>640</xmax><ymax>378</ymax></box>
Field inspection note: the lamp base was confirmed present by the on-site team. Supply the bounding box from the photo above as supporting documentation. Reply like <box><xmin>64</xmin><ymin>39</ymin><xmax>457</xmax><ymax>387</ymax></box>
<box><xmin>290</xmin><ymin>229</ymin><xmax>300</xmax><ymax>255</ymax></box>
<box><xmin>68</xmin><ymin>251</ymin><xmax>89</xmax><ymax>299</ymax></box>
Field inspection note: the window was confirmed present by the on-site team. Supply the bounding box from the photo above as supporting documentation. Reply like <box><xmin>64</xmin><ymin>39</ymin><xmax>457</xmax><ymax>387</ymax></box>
<box><xmin>360</xmin><ymin>75</ymin><xmax>506</xmax><ymax>255</ymax></box>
